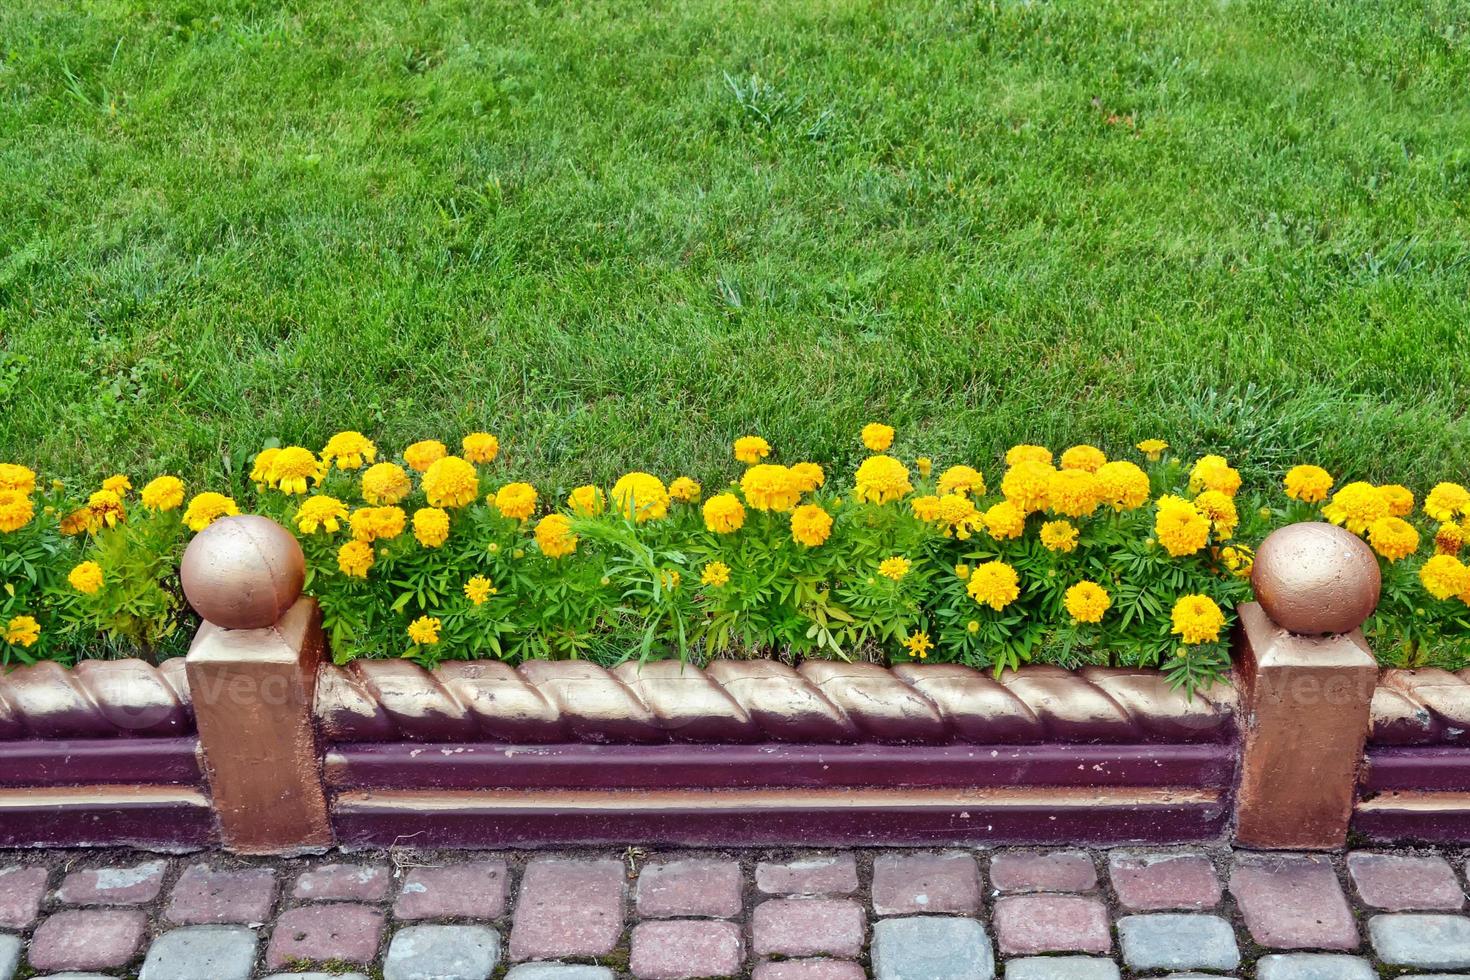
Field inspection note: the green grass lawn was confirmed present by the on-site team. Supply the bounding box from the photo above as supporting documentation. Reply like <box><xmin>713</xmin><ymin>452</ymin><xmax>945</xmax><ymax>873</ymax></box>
<box><xmin>2</xmin><ymin>0</ymin><xmax>1468</xmax><ymax>494</ymax></box>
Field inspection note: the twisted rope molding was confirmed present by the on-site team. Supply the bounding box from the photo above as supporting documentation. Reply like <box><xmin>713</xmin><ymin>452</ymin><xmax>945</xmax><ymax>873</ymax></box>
<box><xmin>1371</xmin><ymin>668</ymin><xmax>1470</xmax><ymax>745</ymax></box>
<box><xmin>315</xmin><ymin>660</ymin><xmax>1238</xmax><ymax>745</ymax></box>
<box><xmin>0</xmin><ymin>659</ymin><xmax>193</xmax><ymax>739</ymax></box>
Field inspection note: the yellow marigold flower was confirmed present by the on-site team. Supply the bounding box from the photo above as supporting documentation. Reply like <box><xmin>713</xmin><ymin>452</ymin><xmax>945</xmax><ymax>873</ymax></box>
<box><xmin>1136</xmin><ymin>439</ymin><xmax>1168</xmax><ymax>461</ymax></box>
<box><xmin>1368</xmin><ymin>516</ymin><xmax>1419</xmax><ymax>562</ymax></box>
<box><xmin>1064</xmin><ymin>581</ymin><xmax>1111</xmax><ymax>623</ymax></box>
<box><xmin>86</xmin><ymin>488</ymin><xmax>125</xmax><ymax>531</ymax></box>
<box><xmin>967</xmin><ymin>620</ymin><xmax>980</xmax><ymax>633</ymax></box>
<box><xmin>878</xmin><ymin>556</ymin><xmax>911</xmax><ymax>581</ymax></box>
<box><xmin>1094</xmin><ymin>461</ymin><xmax>1150</xmax><ymax>511</ymax></box>
<box><xmin>462</xmin><ymin>432</ymin><xmax>500</xmax><ymax>464</ymax></box>
<box><xmin>612</xmin><ymin>472</ymin><xmax>671</xmax><ymax>522</ymax></box>
<box><xmin>983</xmin><ymin>500</ymin><xmax>1026</xmax><ymax>540</ymax></box>
<box><xmin>361</xmin><ymin>462</ymin><xmax>412</xmax><ymax>505</ymax></box>
<box><xmin>101</xmin><ymin>474</ymin><xmax>131</xmax><ymax>496</ymax></box>
<box><xmin>321</xmin><ymin>431</ymin><xmax>377</xmax><ymax>471</ymax></box>
<box><xmin>534</xmin><ymin>513</ymin><xmax>578</xmax><ymax>558</ymax></box>
<box><xmin>422</xmin><ymin>456</ymin><xmax>479</xmax><ymax>509</ymax></box>
<box><xmin>903</xmin><ymin>630</ymin><xmax>933</xmax><ymax>659</ymax></box>
<box><xmin>1421</xmin><ymin>554</ymin><xmax>1470</xmax><ymax>600</ymax></box>
<box><xmin>407</xmin><ymin>615</ymin><xmax>441</xmax><ymax>646</ymax></box>
<box><xmin>403</xmin><ymin>440</ymin><xmax>448</xmax><ymax>473</ymax></box>
<box><xmin>1323</xmin><ymin>481</ymin><xmax>1389</xmax><ymax>535</ymax></box>
<box><xmin>954</xmin><ymin>564</ymin><xmax>971</xmax><ymax>580</ymax></box>
<box><xmin>140</xmin><ymin>476</ymin><xmax>185</xmax><ymax>512</ymax></box>
<box><xmin>1047</xmin><ymin>469</ymin><xmax>1099</xmax><ymax>518</ymax></box>
<box><xmin>790</xmin><ymin>504</ymin><xmax>834</xmax><ymax>547</ymax></box>
<box><xmin>1220</xmin><ymin>544</ymin><xmax>1254</xmax><ymax>578</ymax></box>
<box><xmin>935</xmin><ymin>493</ymin><xmax>981</xmax><ymax>539</ymax></box>
<box><xmin>266</xmin><ymin>446</ymin><xmax>325</xmax><ymax>496</ymax></box>
<box><xmin>789</xmin><ymin>462</ymin><xmax>826</xmax><ymax>493</ymax></box>
<box><xmin>937</xmin><ymin>465</ymin><xmax>985</xmax><ymax>497</ymax></box>
<box><xmin>910</xmin><ymin>495</ymin><xmax>942</xmax><ymax>521</ymax></box>
<box><xmin>1189</xmin><ymin>455</ymin><xmax>1242</xmax><ymax>497</ymax></box>
<box><xmin>703</xmin><ymin>493</ymin><xmax>746</xmax><ymax>534</ymax></box>
<box><xmin>337</xmin><ymin>539</ymin><xmax>375</xmax><ymax>578</ymax></box>
<box><xmin>0</xmin><ymin>464</ymin><xmax>37</xmax><ymax>495</ymax></box>
<box><xmin>464</xmin><ymin>575</ymin><xmax>496</xmax><ymax>605</ymax></box>
<box><xmin>1379</xmin><ymin>484</ymin><xmax>1415</xmax><ymax>518</ymax></box>
<box><xmin>567</xmin><ymin>484</ymin><xmax>607</xmax><ymax>517</ymax></box>
<box><xmin>1060</xmin><ymin>445</ymin><xmax>1106</xmax><ymax>473</ymax></box>
<box><xmin>742</xmin><ymin>464</ymin><xmax>802</xmax><ymax>513</ymax></box>
<box><xmin>493</xmin><ymin>482</ymin><xmax>539</xmax><ymax>522</ymax></box>
<box><xmin>350</xmin><ymin>506</ymin><xmax>407</xmax><ymax>542</ymax></box>
<box><xmin>1154</xmin><ymin>496</ymin><xmax>1210</xmax><ymax>557</ymax></box>
<box><xmin>249</xmin><ymin>448</ymin><xmax>280</xmax><ymax>485</ymax></box>
<box><xmin>59</xmin><ymin>507</ymin><xmax>90</xmax><ymax>536</ymax></box>
<box><xmin>966</xmin><ymin>561</ymin><xmax>1020</xmax><ymax>611</ymax></box>
<box><xmin>0</xmin><ymin>490</ymin><xmax>34</xmax><ymax>533</ymax></box>
<box><xmin>854</xmin><ymin>455</ymin><xmax>913</xmax><ymax>506</ymax></box>
<box><xmin>4</xmin><ymin>615</ymin><xmax>39</xmax><ymax>649</ymax></box>
<box><xmin>68</xmin><ymin>561</ymin><xmax>104</xmax><ymax>595</ymax></box>
<box><xmin>701</xmin><ymin>561</ymin><xmax>731</xmax><ymax>587</ymax></box>
<box><xmin>1284</xmin><ymin>465</ymin><xmax>1334</xmax><ymax>504</ymax></box>
<box><xmin>1194</xmin><ymin>490</ymin><xmax>1239</xmax><ymax>540</ymax></box>
<box><xmin>862</xmin><ymin>422</ymin><xmax>895</xmax><ymax>452</ymax></box>
<box><xmin>733</xmin><ymin>435</ymin><xmax>771</xmax><ymax>464</ymax></box>
<box><xmin>1426</xmin><ymin>483</ymin><xmax>1470</xmax><ymax>522</ymax></box>
<box><xmin>1436</xmin><ymin>522</ymin><xmax>1464</xmax><ymax>556</ymax></box>
<box><xmin>1171</xmin><ymin>594</ymin><xmax>1225</xmax><ymax>645</ymax></box>
<box><xmin>413</xmin><ymin>507</ymin><xmax>451</xmax><ymax>548</ymax></box>
<box><xmin>1006</xmin><ymin>445</ymin><xmax>1053</xmax><ymax>467</ymax></box>
<box><xmin>659</xmin><ymin>568</ymin><xmax>681</xmax><ymax>591</ymax></box>
<box><xmin>295</xmin><ymin>495</ymin><xmax>349</xmax><ymax>534</ymax></box>
<box><xmin>915</xmin><ymin>457</ymin><xmax>933</xmax><ymax>478</ymax></box>
<box><xmin>1001</xmin><ymin>461</ymin><xmax>1053</xmax><ymax>514</ymax></box>
<box><xmin>182</xmin><ymin>492</ymin><xmax>238</xmax><ymax>532</ymax></box>
<box><xmin>1040</xmin><ymin>520</ymin><xmax>1079</xmax><ymax>553</ymax></box>
<box><xmin>669</xmin><ymin>476</ymin><xmax>702</xmax><ymax>503</ymax></box>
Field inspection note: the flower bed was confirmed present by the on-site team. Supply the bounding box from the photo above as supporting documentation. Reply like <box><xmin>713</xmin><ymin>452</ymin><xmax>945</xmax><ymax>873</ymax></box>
<box><xmin>3</xmin><ymin>428</ymin><xmax>1469</xmax><ymax>697</ymax></box>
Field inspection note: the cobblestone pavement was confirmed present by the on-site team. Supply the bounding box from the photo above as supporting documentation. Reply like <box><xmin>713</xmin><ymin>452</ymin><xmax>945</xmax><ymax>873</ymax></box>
<box><xmin>2</xmin><ymin>846</ymin><xmax>1470</xmax><ymax>978</ymax></box>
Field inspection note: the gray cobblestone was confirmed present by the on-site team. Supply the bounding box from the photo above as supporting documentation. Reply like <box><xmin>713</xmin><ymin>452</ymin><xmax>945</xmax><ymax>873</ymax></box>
<box><xmin>139</xmin><ymin>926</ymin><xmax>256</xmax><ymax>980</ymax></box>
<box><xmin>504</xmin><ymin>966</ymin><xmax>618</xmax><ymax>980</ymax></box>
<box><xmin>385</xmin><ymin>925</ymin><xmax>502</xmax><ymax>980</ymax></box>
<box><xmin>872</xmin><ymin>917</ymin><xmax>994</xmax><ymax>980</ymax></box>
<box><xmin>1117</xmin><ymin>913</ymin><xmax>1239</xmax><ymax>972</ymax></box>
<box><xmin>1369</xmin><ymin>914</ymin><xmax>1470</xmax><ymax>969</ymax></box>
<box><xmin>1256</xmin><ymin>953</ymin><xmax>1376</xmax><ymax>979</ymax></box>
<box><xmin>1003</xmin><ymin>955</ymin><xmax>1119</xmax><ymax>979</ymax></box>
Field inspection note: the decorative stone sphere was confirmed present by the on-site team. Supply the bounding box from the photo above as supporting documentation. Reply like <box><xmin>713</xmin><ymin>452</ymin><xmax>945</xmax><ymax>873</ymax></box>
<box><xmin>180</xmin><ymin>515</ymin><xmax>305</xmax><ymax>629</ymax></box>
<box><xmin>1251</xmin><ymin>522</ymin><xmax>1381</xmax><ymax>635</ymax></box>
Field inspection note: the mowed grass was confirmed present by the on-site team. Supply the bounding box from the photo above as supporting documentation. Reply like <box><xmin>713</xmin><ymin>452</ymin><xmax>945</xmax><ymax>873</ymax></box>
<box><xmin>1</xmin><ymin>0</ymin><xmax>1468</xmax><ymax>495</ymax></box>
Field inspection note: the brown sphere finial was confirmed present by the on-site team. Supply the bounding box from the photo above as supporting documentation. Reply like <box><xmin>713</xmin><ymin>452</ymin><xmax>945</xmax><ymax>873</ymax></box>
<box><xmin>1251</xmin><ymin>521</ymin><xmax>1381</xmax><ymax>635</ymax></box>
<box><xmin>180</xmin><ymin>515</ymin><xmax>305</xmax><ymax>630</ymax></box>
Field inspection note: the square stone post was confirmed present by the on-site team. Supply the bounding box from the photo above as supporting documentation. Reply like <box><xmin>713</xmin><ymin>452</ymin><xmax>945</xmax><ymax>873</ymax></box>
<box><xmin>1232</xmin><ymin>521</ymin><xmax>1383</xmax><ymax>850</ymax></box>
<box><xmin>180</xmin><ymin>515</ymin><xmax>332</xmax><ymax>854</ymax></box>
<box><xmin>1232</xmin><ymin>602</ymin><xmax>1377</xmax><ymax>849</ymax></box>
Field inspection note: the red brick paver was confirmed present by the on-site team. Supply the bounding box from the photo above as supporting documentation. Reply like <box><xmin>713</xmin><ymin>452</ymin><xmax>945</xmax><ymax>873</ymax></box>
<box><xmin>1230</xmin><ymin>853</ymin><xmax>1360</xmax><ymax>950</ymax></box>
<box><xmin>266</xmin><ymin>903</ymin><xmax>385</xmax><ymax>969</ymax></box>
<box><xmin>29</xmin><ymin>909</ymin><xmax>148</xmax><ymax>971</ymax></box>
<box><xmin>509</xmin><ymin>857</ymin><xmax>625</xmax><ymax>961</ymax></box>
<box><xmin>631</xmin><ymin>919</ymin><xmax>745</xmax><ymax>979</ymax></box>
<box><xmin>0</xmin><ymin>865</ymin><xmax>48</xmax><ymax>928</ymax></box>
<box><xmin>291</xmin><ymin>862</ymin><xmax>390</xmax><ymax>902</ymax></box>
<box><xmin>991</xmin><ymin>850</ymin><xmax>1098</xmax><ymax>893</ymax></box>
<box><xmin>56</xmin><ymin>859</ymin><xmax>167</xmax><ymax>905</ymax></box>
<box><xmin>755</xmin><ymin>854</ymin><xmax>859</xmax><ymax>896</ymax></box>
<box><xmin>1347</xmin><ymin>852</ymin><xmax>1465</xmax><ymax>911</ymax></box>
<box><xmin>872</xmin><ymin>852</ymin><xmax>982</xmax><ymax>915</ymax></box>
<box><xmin>993</xmin><ymin>894</ymin><xmax>1112</xmax><ymax>954</ymax></box>
<box><xmin>394</xmin><ymin>859</ymin><xmax>509</xmax><ymax>920</ymax></box>
<box><xmin>167</xmin><ymin>865</ymin><xmax>278</xmax><ymax>924</ymax></box>
<box><xmin>636</xmin><ymin>858</ymin><xmax>743</xmax><ymax>918</ymax></box>
<box><xmin>753</xmin><ymin>960</ymin><xmax>868</xmax><ymax>980</ymax></box>
<box><xmin>752</xmin><ymin>898</ymin><xmax>866</xmax><ymax>957</ymax></box>
<box><xmin>1109</xmin><ymin>851</ymin><xmax>1222</xmax><ymax>911</ymax></box>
